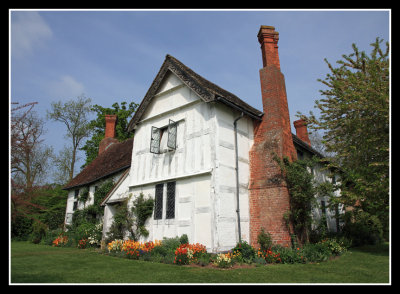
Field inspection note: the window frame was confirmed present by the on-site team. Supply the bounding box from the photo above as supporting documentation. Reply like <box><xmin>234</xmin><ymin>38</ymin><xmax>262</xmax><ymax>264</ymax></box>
<box><xmin>150</xmin><ymin>119</ymin><xmax>177</xmax><ymax>154</ymax></box>
<box><xmin>166</xmin><ymin>181</ymin><xmax>176</xmax><ymax>219</ymax></box>
<box><xmin>153</xmin><ymin>181</ymin><xmax>176</xmax><ymax>220</ymax></box>
<box><xmin>154</xmin><ymin>183</ymin><xmax>164</xmax><ymax>220</ymax></box>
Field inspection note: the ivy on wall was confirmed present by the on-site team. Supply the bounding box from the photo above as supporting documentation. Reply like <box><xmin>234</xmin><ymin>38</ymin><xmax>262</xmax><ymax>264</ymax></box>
<box><xmin>106</xmin><ymin>193</ymin><xmax>154</xmax><ymax>242</ymax></box>
<box><xmin>275</xmin><ymin>155</ymin><xmax>318</xmax><ymax>245</ymax></box>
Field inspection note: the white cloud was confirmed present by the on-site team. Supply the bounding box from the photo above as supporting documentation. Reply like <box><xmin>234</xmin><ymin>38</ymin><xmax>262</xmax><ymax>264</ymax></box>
<box><xmin>47</xmin><ymin>75</ymin><xmax>85</xmax><ymax>99</ymax></box>
<box><xmin>11</xmin><ymin>11</ymin><xmax>52</xmax><ymax>58</ymax></box>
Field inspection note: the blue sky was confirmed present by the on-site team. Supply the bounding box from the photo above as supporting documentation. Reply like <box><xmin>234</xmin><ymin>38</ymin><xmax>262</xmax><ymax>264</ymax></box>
<box><xmin>10</xmin><ymin>9</ymin><xmax>390</xmax><ymax>181</ymax></box>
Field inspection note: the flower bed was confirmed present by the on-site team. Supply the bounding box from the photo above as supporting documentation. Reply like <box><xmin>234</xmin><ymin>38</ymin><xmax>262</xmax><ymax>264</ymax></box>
<box><xmin>52</xmin><ymin>234</ymin><xmax>68</xmax><ymax>247</ymax></box>
<box><xmin>257</xmin><ymin>248</ymin><xmax>282</xmax><ymax>264</ymax></box>
<box><xmin>174</xmin><ymin>243</ymin><xmax>207</xmax><ymax>265</ymax></box>
<box><xmin>52</xmin><ymin>232</ymin><xmax>349</xmax><ymax>268</ymax></box>
<box><xmin>78</xmin><ymin>238</ymin><xmax>88</xmax><ymax>249</ymax></box>
<box><xmin>121</xmin><ymin>240</ymin><xmax>162</xmax><ymax>259</ymax></box>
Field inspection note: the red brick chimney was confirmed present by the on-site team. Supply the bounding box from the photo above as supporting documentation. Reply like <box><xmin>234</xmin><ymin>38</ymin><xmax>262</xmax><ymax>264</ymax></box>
<box><xmin>248</xmin><ymin>26</ymin><xmax>297</xmax><ymax>248</ymax></box>
<box><xmin>98</xmin><ymin>114</ymin><xmax>118</xmax><ymax>155</ymax></box>
<box><xmin>293</xmin><ymin>119</ymin><xmax>311</xmax><ymax>146</ymax></box>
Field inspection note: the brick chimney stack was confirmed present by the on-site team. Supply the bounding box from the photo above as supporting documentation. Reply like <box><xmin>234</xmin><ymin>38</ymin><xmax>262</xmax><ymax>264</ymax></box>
<box><xmin>293</xmin><ymin>119</ymin><xmax>311</xmax><ymax>146</ymax></box>
<box><xmin>248</xmin><ymin>26</ymin><xmax>296</xmax><ymax>248</ymax></box>
<box><xmin>98</xmin><ymin>114</ymin><xmax>118</xmax><ymax>155</ymax></box>
<box><xmin>104</xmin><ymin>114</ymin><xmax>117</xmax><ymax>139</ymax></box>
<box><xmin>257</xmin><ymin>25</ymin><xmax>281</xmax><ymax>70</ymax></box>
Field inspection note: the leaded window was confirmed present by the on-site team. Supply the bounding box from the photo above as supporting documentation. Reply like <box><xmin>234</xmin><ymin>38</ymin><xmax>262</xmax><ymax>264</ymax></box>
<box><xmin>154</xmin><ymin>183</ymin><xmax>164</xmax><ymax>220</ymax></box>
<box><xmin>150</xmin><ymin>126</ymin><xmax>161</xmax><ymax>154</ymax></box>
<box><xmin>150</xmin><ymin>120</ymin><xmax>177</xmax><ymax>154</ymax></box>
<box><xmin>167</xmin><ymin>119</ymin><xmax>177</xmax><ymax>150</ymax></box>
<box><xmin>166</xmin><ymin>182</ymin><xmax>176</xmax><ymax>219</ymax></box>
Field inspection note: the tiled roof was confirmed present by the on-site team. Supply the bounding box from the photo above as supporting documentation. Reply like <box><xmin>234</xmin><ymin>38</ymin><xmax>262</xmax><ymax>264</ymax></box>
<box><xmin>292</xmin><ymin>133</ymin><xmax>324</xmax><ymax>158</ymax></box>
<box><xmin>127</xmin><ymin>54</ymin><xmax>263</xmax><ymax>132</ymax></box>
<box><xmin>63</xmin><ymin>138</ymin><xmax>133</xmax><ymax>190</ymax></box>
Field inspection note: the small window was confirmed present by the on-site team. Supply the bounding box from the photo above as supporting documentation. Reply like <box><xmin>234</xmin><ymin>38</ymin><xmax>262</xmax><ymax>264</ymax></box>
<box><xmin>150</xmin><ymin>126</ymin><xmax>161</xmax><ymax>154</ymax></box>
<box><xmin>150</xmin><ymin>120</ymin><xmax>177</xmax><ymax>154</ymax></box>
<box><xmin>167</xmin><ymin>119</ymin><xmax>177</xmax><ymax>150</ymax></box>
<box><xmin>335</xmin><ymin>204</ymin><xmax>340</xmax><ymax>232</ymax></box>
<box><xmin>296</xmin><ymin>150</ymin><xmax>304</xmax><ymax>160</ymax></box>
<box><xmin>74</xmin><ymin>189</ymin><xmax>79</xmax><ymax>199</ymax></box>
<box><xmin>65</xmin><ymin>213</ymin><xmax>73</xmax><ymax>224</ymax></box>
<box><xmin>166</xmin><ymin>182</ymin><xmax>176</xmax><ymax>219</ymax></box>
<box><xmin>73</xmin><ymin>201</ymin><xmax>78</xmax><ymax>211</ymax></box>
<box><xmin>321</xmin><ymin>200</ymin><xmax>326</xmax><ymax>216</ymax></box>
<box><xmin>154</xmin><ymin>183</ymin><xmax>164</xmax><ymax>220</ymax></box>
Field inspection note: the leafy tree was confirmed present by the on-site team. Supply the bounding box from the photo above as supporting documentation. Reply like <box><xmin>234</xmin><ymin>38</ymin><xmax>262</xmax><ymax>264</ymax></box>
<box><xmin>51</xmin><ymin>145</ymin><xmax>77</xmax><ymax>185</ymax></box>
<box><xmin>30</xmin><ymin>184</ymin><xmax>68</xmax><ymax>230</ymax></box>
<box><xmin>47</xmin><ymin>95</ymin><xmax>93</xmax><ymax>182</ymax></box>
<box><xmin>11</xmin><ymin>102</ymin><xmax>55</xmax><ymax>240</ymax></box>
<box><xmin>299</xmin><ymin>38</ymin><xmax>389</xmax><ymax>235</ymax></box>
<box><xmin>80</xmin><ymin>101</ymin><xmax>138</xmax><ymax>168</ymax></box>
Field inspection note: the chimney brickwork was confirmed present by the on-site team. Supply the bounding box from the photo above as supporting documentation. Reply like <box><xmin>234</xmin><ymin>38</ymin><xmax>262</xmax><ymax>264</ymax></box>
<box><xmin>98</xmin><ymin>114</ymin><xmax>118</xmax><ymax>155</ymax></box>
<box><xmin>249</xmin><ymin>26</ymin><xmax>297</xmax><ymax>248</ymax></box>
<box><xmin>293</xmin><ymin>119</ymin><xmax>311</xmax><ymax>146</ymax></box>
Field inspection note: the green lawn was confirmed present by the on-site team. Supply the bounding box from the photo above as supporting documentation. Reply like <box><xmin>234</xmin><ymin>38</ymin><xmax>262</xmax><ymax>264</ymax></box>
<box><xmin>10</xmin><ymin>241</ymin><xmax>390</xmax><ymax>284</ymax></box>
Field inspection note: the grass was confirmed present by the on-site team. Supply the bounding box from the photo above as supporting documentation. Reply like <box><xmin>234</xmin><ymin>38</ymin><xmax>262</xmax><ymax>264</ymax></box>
<box><xmin>10</xmin><ymin>241</ymin><xmax>390</xmax><ymax>284</ymax></box>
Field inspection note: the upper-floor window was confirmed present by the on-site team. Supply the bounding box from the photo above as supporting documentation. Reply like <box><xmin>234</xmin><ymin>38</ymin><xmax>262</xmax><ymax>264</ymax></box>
<box><xmin>150</xmin><ymin>119</ymin><xmax>177</xmax><ymax>154</ymax></box>
<box><xmin>296</xmin><ymin>150</ymin><xmax>304</xmax><ymax>160</ymax></box>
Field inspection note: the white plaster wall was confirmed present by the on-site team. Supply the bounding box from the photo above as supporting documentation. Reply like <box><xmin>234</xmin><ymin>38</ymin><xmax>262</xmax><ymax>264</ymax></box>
<box><xmin>213</xmin><ymin>103</ymin><xmax>253</xmax><ymax>251</ymax></box>
<box><xmin>129</xmin><ymin>72</ymin><xmax>214</xmax><ymax>188</ymax></box>
<box><xmin>128</xmin><ymin>174</ymin><xmax>213</xmax><ymax>250</ymax></box>
<box><xmin>64</xmin><ymin>171</ymin><xmax>125</xmax><ymax>226</ymax></box>
<box><xmin>126</xmin><ymin>71</ymin><xmax>255</xmax><ymax>252</ymax></box>
<box><xmin>310</xmin><ymin>162</ymin><xmax>344</xmax><ymax>232</ymax></box>
<box><xmin>102</xmin><ymin>171</ymin><xmax>131</xmax><ymax>238</ymax></box>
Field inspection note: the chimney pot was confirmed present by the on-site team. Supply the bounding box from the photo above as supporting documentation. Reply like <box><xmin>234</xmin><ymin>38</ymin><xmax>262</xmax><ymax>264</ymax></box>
<box><xmin>104</xmin><ymin>114</ymin><xmax>117</xmax><ymax>139</ymax></box>
<box><xmin>293</xmin><ymin>119</ymin><xmax>311</xmax><ymax>146</ymax></box>
<box><xmin>257</xmin><ymin>25</ymin><xmax>280</xmax><ymax>69</ymax></box>
<box><xmin>98</xmin><ymin>114</ymin><xmax>118</xmax><ymax>155</ymax></box>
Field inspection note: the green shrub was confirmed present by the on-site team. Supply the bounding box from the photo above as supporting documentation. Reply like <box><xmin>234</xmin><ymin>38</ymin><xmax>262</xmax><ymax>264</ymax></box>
<box><xmin>257</xmin><ymin>228</ymin><xmax>273</xmax><ymax>251</ymax></box>
<box><xmin>320</xmin><ymin>238</ymin><xmax>349</xmax><ymax>256</ymax></box>
<box><xmin>29</xmin><ymin>221</ymin><xmax>48</xmax><ymax>244</ymax></box>
<box><xmin>301</xmin><ymin>243</ymin><xmax>331</xmax><ymax>263</ymax></box>
<box><xmin>42</xmin><ymin>228</ymin><xmax>63</xmax><ymax>246</ymax></box>
<box><xmin>232</xmin><ymin>241</ymin><xmax>256</xmax><ymax>263</ymax></box>
<box><xmin>11</xmin><ymin>214</ymin><xmax>33</xmax><ymax>241</ymax></box>
<box><xmin>160</xmin><ymin>236</ymin><xmax>181</xmax><ymax>252</ymax></box>
<box><xmin>254</xmin><ymin>256</ymin><xmax>267</xmax><ymax>266</ymax></box>
<box><xmin>148</xmin><ymin>235</ymin><xmax>186</xmax><ymax>260</ymax></box>
<box><xmin>195</xmin><ymin>252</ymin><xmax>212</xmax><ymax>266</ymax></box>
<box><xmin>179</xmin><ymin>234</ymin><xmax>189</xmax><ymax>245</ymax></box>
<box><xmin>272</xmin><ymin>245</ymin><xmax>306</xmax><ymax>264</ymax></box>
<box><xmin>342</xmin><ymin>211</ymin><xmax>383</xmax><ymax>246</ymax></box>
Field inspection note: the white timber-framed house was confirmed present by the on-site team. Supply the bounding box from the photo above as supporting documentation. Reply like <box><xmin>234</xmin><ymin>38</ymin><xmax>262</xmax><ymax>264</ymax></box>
<box><xmin>64</xmin><ymin>25</ymin><xmax>343</xmax><ymax>253</ymax></box>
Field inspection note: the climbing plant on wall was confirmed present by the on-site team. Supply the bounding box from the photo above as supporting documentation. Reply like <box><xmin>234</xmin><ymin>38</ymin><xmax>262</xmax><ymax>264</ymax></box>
<box><xmin>106</xmin><ymin>193</ymin><xmax>154</xmax><ymax>242</ymax></box>
<box><xmin>275</xmin><ymin>155</ymin><xmax>318</xmax><ymax>245</ymax></box>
